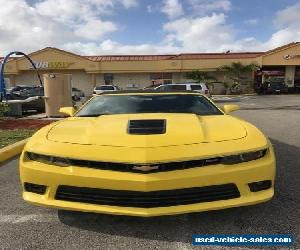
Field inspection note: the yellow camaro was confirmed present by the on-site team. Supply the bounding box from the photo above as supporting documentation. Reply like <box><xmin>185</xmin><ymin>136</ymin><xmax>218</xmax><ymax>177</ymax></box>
<box><xmin>20</xmin><ymin>91</ymin><xmax>275</xmax><ymax>217</ymax></box>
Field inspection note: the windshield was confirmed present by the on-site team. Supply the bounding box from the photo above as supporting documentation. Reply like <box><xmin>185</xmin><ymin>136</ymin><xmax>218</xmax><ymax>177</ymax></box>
<box><xmin>76</xmin><ymin>94</ymin><xmax>223</xmax><ymax>117</ymax></box>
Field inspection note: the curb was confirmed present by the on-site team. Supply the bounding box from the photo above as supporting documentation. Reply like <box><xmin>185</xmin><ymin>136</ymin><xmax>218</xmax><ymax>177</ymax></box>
<box><xmin>0</xmin><ymin>139</ymin><xmax>28</xmax><ymax>163</ymax></box>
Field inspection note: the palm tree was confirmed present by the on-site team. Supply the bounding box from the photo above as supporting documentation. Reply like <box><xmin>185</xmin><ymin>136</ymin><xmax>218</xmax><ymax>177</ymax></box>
<box><xmin>218</xmin><ymin>62</ymin><xmax>260</xmax><ymax>94</ymax></box>
<box><xmin>185</xmin><ymin>70</ymin><xmax>217</xmax><ymax>91</ymax></box>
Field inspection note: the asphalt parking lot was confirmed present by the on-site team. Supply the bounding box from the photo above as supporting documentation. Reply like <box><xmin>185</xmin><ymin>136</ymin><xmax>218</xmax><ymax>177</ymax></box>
<box><xmin>0</xmin><ymin>95</ymin><xmax>299</xmax><ymax>250</ymax></box>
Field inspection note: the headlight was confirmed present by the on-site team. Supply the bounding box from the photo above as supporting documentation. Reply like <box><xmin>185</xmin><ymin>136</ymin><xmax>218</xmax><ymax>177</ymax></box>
<box><xmin>221</xmin><ymin>149</ymin><xmax>267</xmax><ymax>165</ymax></box>
<box><xmin>26</xmin><ymin>152</ymin><xmax>71</xmax><ymax>167</ymax></box>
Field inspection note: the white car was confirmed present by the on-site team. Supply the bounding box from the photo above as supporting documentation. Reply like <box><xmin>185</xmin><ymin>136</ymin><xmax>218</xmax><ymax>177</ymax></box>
<box><xmin>154</xmin><ymin>83</ymin><xmax>211</xmax><ymax>97</ymax></box>
<box><xmin>93</xmin><ymin>85</ymin><xmax>119</xmax><ymax>95</ymax></box>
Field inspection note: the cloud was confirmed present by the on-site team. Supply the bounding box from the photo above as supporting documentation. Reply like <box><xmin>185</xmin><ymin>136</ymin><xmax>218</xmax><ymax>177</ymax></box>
<box><xmin>274</xmin><ymin>2</ymin><xmax>300</xmax><ymax>28</ymax></box>
<box><xmin>121</xmin><ymin>0</ymin><xmax>138</xmax><ymax>8</ymax></box>
<box><xmin>0</xmin><ymin>0</ymin><xmax>66</xmax><ymax>53</ymax></box>
<box><xmin>262</xmin><ymin>28</ymin><xmax>300</xmax><ymax>50</ymax></box>
<box><xmin>259</xmin><ymin>2</ymin><xmax>300</xmax><ymax>50</ymax></box>
<box><xmin>163</xmin><ymin>13</ymin><xmax>234</xmax><ymax>52</ymax></box>
<box><xmin>161</xmin><ymin>2</ymin><xmax>300</xmax><ymax>53</ymax></box>
<box><xmin>161</xmin><ymin>0</ymin><xmax>184</xmax><ymax>19</ymax></box>
<box><xmin>74</xmin><ymin>19</ymin><xmax>117</xmax><ymax>40</ymax></box>
<box><xmin>0</xmin><ymin>0</ymin><xmax>300</xmax><ymax>56</ymax></box>
<box><xmin>63</xmin><ymin>40</ymin><xmax>181</xmax><ymax>55</ymax></box>
<box><xmin>0</xmin><ymin>0</ymin><xmax>135</xmax><ymax>55</ymax></box>
<box><xmin>188</xmin><ymin>0</ymin><xmax>231</xmax><ymax>14</ymax></box>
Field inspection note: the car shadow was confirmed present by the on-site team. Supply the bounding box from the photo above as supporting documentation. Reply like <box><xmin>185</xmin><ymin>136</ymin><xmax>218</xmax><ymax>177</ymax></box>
<box><xmin>58</xmin><ymin>138</ymin><xmax>300</xmax><ymax>245</ymax></box>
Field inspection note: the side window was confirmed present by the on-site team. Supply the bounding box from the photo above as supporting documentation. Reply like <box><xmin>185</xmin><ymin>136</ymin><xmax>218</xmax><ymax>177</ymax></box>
<box><xmin>191</xmin><ymin>85</ymin><xmax>202</xmax><ymax>90</ymax></box>
<box><xmin>30</xmin><ymin>88</ymin><xmax>43</xmax><ymax>96</ymax></box>
<box><xmin>169</xmin><ymin>85</ymin><xmax>186</xmax><ymax>91</ymax></box>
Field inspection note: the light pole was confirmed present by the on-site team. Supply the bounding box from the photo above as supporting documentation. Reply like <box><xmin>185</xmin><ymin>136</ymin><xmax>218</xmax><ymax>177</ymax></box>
<box><xmin>0</xmin><ymin>51</ymin><xmax>43</xmax><ymax>101</ymax></box>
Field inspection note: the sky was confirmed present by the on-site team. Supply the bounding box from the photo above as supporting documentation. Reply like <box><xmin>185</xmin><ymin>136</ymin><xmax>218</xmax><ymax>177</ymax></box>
<box><xmin>0</xmin><ymin>0</ymin><xmax>300</xmax><ymax>56</ymax></box>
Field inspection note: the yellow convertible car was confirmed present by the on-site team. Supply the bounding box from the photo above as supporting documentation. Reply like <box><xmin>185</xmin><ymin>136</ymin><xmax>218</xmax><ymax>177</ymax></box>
<box><xmin>20</xmin><ymin>91</ymin><xmax>275</xmax><ymax>217</ymax></box>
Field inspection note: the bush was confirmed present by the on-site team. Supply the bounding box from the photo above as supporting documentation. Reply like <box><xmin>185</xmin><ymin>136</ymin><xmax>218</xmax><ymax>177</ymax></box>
<box><xmin>0</xmin><ymin>102</ymin><xmax>10</xmax><ymax>117</ymax></box>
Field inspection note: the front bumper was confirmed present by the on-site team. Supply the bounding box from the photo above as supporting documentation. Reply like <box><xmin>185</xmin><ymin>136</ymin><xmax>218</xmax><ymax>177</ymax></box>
<box><xmin>20</xmin><ymin>149</ymin><xmax>275</xmax><ymax>217</ymax></box>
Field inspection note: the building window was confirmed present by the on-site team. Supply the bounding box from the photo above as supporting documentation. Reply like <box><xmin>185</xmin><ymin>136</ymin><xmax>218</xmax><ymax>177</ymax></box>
<box><xmin>163</xmin><ymin>79</ymin><xmax>172</xmax><ymax>84</ymax></box>
<box><xmin>104</xmin><ymin>73</ymin><xmax>114</xmax><ymax>85</ymax></box>
<box><xmin>150</xmin><ymin>72</ymin><xmax>172</xmax><ymax>85</ymax></box>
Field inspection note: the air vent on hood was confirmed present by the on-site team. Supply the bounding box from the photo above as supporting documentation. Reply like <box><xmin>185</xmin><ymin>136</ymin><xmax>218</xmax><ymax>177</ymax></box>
<box><xmin>128</xmin><ymin>119</ymin><xmax>166</xmax><ymax>135</ymax></box>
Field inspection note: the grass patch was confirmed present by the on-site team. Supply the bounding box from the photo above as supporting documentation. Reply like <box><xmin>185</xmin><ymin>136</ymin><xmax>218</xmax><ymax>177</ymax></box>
<box><xmin>0</xmin><ymin>129</ymin><xmax>36</xmax><ymax>148</ymax></box>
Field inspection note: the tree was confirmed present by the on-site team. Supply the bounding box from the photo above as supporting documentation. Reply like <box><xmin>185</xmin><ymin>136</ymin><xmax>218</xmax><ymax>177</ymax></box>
<box><xmin>218</xmin><ymin>62</ymin><xmax>260</xmax><ymax>94</ymax></box>
<box><xmin>185</xmin><ymin>70</ymin><xmax>217</xmax><ymax>91</ymax></box>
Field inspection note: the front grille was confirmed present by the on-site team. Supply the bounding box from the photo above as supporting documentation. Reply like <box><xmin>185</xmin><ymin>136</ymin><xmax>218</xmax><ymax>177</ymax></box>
<box><xmin>128</xmin><ymin>119</ymin><xmax>166</xmax><ymax>134</ymax></box>
<box><xmin>74</xmin><ymin>159</ymin><xmax>211</xmax><ymax>173</ymax></box>
<box><xmin>55</xmin><ymin>184</ymin><xmax>240</xmax><ymax>208</ymax></box>
<box><xmin>26</xmin><ymin>152</ymin><xmax>220</xmax><ymax>173</ymax></box>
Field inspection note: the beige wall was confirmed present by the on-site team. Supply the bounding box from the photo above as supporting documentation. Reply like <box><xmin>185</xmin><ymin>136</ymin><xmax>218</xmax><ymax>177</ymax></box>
<box><xmin>69</xmin><ymin>70</ymin><xmax>93</xmax><ymax>95</ymax></box>
<box><xmin>15</xmin><ymin>71</ymin><xmax>39</xmax><ymax>86</ymax></box>
<box><xmin>95</xmin><ymin>73</ymin><xmax>150</xmax><ymax>89</ymax></box>
<box><xmin>262</xmin><ymin>45</ymin><xmax>300</xmax><ymax>66</ymax></box>
<box><xmin>172</xmin><ymin>72</ymin><xmax>187</xmax><ymax>83</ymax></box>
<box><xmin>113</xmin><ymin>73</ymin><xmax>150</xmax><ymax>89</ymax></box>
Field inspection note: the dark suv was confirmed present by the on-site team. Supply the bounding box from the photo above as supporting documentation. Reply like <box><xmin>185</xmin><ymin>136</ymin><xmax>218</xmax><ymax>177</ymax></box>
<box><xmin>256</xmin><ymin>80</ymin><xmax>289</xmax><ymax>94</ymax></box>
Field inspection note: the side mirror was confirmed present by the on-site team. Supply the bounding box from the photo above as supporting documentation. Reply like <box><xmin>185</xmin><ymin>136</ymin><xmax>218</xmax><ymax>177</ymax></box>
<box><xmin>222</xmin><ymin>104</ymin><xmax>240</xmax><ymax>114</ymax></box>
<box><xmin>59</xmin><ymin>107</ymin><xmax>75</xmax><ymax>117</ymax></box>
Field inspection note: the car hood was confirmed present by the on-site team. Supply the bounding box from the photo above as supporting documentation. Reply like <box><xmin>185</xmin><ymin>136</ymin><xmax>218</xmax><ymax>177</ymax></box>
<box><xmin>47</xmin><ymin>113</ymin><xmax>247</xmax><ymax>147</ymax></box>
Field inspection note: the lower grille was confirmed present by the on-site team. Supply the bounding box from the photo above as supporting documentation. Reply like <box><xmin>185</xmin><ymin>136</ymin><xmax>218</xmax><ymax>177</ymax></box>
<box><xmin>24</xmin><ymin>182</ymin><xmax>47</xmax><ymax>194</ymax></box>
<box><xmin>55</xmin><ymin>184</ymin><xmax>240</xmax><ymax>208</ymax></box>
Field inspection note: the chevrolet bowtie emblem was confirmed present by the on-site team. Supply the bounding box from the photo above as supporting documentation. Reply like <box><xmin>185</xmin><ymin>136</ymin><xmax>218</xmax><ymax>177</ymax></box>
<box><xmin>132</xmin><ymin>165</ymin><xmax>159</xmax><ymax>172</ymax></box>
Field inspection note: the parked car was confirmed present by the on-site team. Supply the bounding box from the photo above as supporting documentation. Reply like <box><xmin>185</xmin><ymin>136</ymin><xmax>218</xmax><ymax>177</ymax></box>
<box><xmin>93</xmin><ymin>85</ymin><xmax>120</xmax><ymax>94</ymax></box>
<box><xmin>20</xmin><ymin>90</ymin><xmax>275</xmax><ymax>216</ymax></box>
<box><xmin>256</xmin><ymin>81</ymin><xmax>289</xmax><ymax>94</ymax></box>
<box><xmin>154</xmin><ymin>83</ymin><xmax>211</xmax><ymax>97</ymax></box>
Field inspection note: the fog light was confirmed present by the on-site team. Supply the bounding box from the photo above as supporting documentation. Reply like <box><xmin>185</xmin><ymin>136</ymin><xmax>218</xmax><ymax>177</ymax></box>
<box><xmin>248</xmin><ymin>180</ymin><xmax>272</xmax><ymax>192</ymax></box>
<box><xmin>24</xmin><ymin>182</ymin><xmax>47</xmax><ymax>195</ymax></box>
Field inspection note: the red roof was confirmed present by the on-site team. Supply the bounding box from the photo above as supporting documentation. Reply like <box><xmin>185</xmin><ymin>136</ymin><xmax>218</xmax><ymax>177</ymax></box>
<box><xmin>85</xmin><ymin>52</ymin><xmax>263</xmax><ymax>62</ymax></box>
<box><xmin>85</xmin><ymin>55</ymin><xmax>174</xmax><ymax>61</ymax></box>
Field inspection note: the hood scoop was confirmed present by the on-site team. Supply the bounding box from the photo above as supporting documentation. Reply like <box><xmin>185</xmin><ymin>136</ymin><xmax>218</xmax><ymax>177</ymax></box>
<box><xmin>128</xmin><ymin>119</ymin><xmax>166</xmax><ymax>135</ymax></box>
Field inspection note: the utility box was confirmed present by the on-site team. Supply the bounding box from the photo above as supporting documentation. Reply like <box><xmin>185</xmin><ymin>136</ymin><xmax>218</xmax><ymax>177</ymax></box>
<box><xmin>43</xmin><ymin>73</ymin><xmax>72</xmax><ymax>117</ymax></box>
